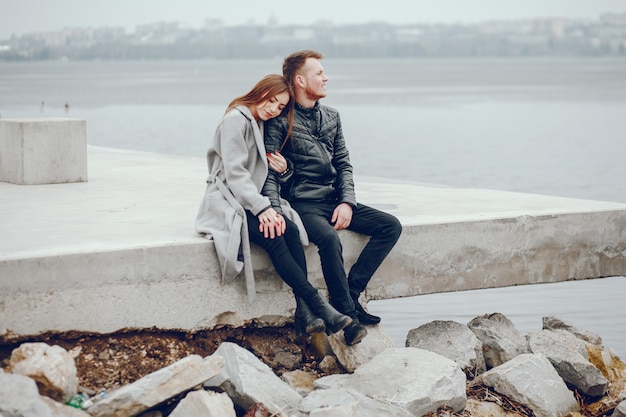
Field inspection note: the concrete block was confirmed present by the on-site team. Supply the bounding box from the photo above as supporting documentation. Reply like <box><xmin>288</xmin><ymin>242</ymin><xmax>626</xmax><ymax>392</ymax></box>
<box><xmin>0</xmin><ymin>118</ymin><xmax>87</xmax><ymax>185</ymax></box>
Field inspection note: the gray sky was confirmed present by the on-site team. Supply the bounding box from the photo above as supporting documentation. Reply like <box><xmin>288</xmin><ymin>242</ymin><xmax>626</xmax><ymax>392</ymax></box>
<box><xmin>2</xmin><ymin>0</ymin><xmax>626</xmax><ymax>39</ymax></box>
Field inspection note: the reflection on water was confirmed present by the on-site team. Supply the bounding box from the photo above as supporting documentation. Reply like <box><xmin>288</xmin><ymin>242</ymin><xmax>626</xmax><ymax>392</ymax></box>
<box><xmin>368</xmin><ymin>275</ymin><xmax>626</xmax><ymax>359</ymax></box>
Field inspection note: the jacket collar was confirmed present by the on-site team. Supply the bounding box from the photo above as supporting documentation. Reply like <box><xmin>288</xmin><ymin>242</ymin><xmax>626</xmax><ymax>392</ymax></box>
<box><xmin>294</xmin><ymin>101</ymin><xmax>320</xmax><ymax>115</ymax></box>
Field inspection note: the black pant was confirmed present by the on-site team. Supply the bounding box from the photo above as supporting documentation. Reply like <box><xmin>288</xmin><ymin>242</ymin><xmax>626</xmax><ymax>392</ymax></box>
<box><xmin>292</xmin><ymin>202</ymin><xmax>402</xmax><ymax>317</ymax></box>
<box><xmin>246</xmin><ymin>211</ymin><xmax>317</xmax><ymax>300</ymax></box>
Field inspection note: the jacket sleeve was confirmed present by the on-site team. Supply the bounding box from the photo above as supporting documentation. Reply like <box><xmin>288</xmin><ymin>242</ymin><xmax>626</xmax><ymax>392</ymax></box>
<box><xmin>261</xmin><ymin>117</ymin><xmax>287</xmax><ymax>215</ymax></box>
<box><xmin>332</xmin><ymin>114</ymin><xmax>357</xmax><ymax>207</ymax></box>
<box><xmin>221</xmin><ymin>112</ymin><xmax>271</xmax><ymax>215</ymax></box>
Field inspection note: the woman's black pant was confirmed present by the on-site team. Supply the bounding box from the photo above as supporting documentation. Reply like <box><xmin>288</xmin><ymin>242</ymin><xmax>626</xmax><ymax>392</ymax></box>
<box><xmin>246</xmin><ymin>211</ymin><xmax>317</xmax><ymax>299</ymax></box>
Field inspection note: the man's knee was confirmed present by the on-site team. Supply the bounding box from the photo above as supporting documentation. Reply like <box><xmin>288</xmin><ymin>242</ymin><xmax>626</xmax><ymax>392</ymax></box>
<box><xmin>388</xmin><ymin>215</ymin><xmax>402</xmax><ymax>241</ymax></box>
<box><xmin>313</xmin><ymin>226</ymin><xmax>342</xmax><ymax>250</ymax></box>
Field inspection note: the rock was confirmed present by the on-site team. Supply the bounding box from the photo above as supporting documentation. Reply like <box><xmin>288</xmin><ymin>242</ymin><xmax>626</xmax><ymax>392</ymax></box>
<box><xmin>406</xmin><ymin>320</ymin><xmax>486</xmax><ymax>378</ymax></box>
<box><xmin>8</xmin><ymin>342</ymin><xmax>78</xmax><ymax>403</ymax></box>
<box><xmin>528</xmin><ymin>329</ymin><xmax>608</xmax><ymax>396</ymax></box>
<box><xmin>203</xmin><ymin>342</ymin><xmax>302</xmax><ymax>417</ymax></box>
<box><xmin>168</xmin><ymin>389</ymin><xmax>236</xmax><ymax>417</ymax></box>
<box><xmin>612</xmin><ymin>400</ymin><xmax>626</xmax><ymax>417</ymax></box>
<box><xmin>318</xmin><ymin>355</ymin><xmax>342</xmax><ymax>375</ymax></box>
<box><xmin>137</xmin><ymin>412</ymin><xmax>162</xmax><ymax>417</ymax></box>
<box><xmin>467</xmin><ymin>312</ymin><xmax>529</xmax><ymax>368</ymax></box>
<box><xmin>281</xmin><ymin>369</ymin><xmax>317</xmax><ymax>395</ymax></box>
<box><xmin>243</xmin><ymin>402</ymin><xmax>270</xmax><ymax>417</ymax></box>
<box><xmin>584</xmin><ymin>346</ymin><xmax>626</xmax><ymax>416</ymax></box>
<box><xmin>0</xmin><ymin>371</ymin><xmax>54</xmax><ymax>417</ymax></box>
<box><xmin>85</xmin><ymin>354</ymin><xmax>224</xmax><ymax>417</ymax></box>
<box><xmin>479</xmin><ymin>353</ymin><xmax>580</xmax><ymax>417</ymax></box>
<box><xmin>41</xmin><ymin>396</ymin><xmax>92</xmax><ymax>416</ymax></box>
<box><xmin>314</xmin><ymin>347</ymin><xmax>466</xmax><ymax>416</ymax></box>
<box><xmin>299</xmin><ymin>387</ymin><xmax>413</xmax><ymax>417</ymax></box>
<box><xmin>542</xmin><ymin>316</ymin><xmax>602</xmax><ymax>345</ymax></box>
<box><xmin>327</xmin><ymin>324</ymin><xmax>395</xmax><ymax>372</ymax></box>
<box><xmin>464</xmin><ymin>398</ymin><xmax>526</xmax><ymax>417</ymax></box>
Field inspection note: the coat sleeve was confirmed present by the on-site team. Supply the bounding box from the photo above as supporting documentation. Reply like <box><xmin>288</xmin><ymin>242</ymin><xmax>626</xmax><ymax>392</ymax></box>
<box><xmin>220</xmin><ymin>113</ymin><xmax>271</xmax><ymax>215</ymax></box>
<box><xmin>331</xmin><ymin>114</ymin><xmax>357</xmax><ymax>207</ymax></box>
<box><xmin>261</xmin><ymin>117</ymin><xmax>287</xmax><ymax>215</ymax></box>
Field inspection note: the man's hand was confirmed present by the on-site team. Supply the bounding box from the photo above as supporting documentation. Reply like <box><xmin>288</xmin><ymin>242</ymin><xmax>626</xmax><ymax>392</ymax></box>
<box><xmin>331</xmin><ymin>203</ymin><xmax>353</xmax><ymax>230</ymax></box>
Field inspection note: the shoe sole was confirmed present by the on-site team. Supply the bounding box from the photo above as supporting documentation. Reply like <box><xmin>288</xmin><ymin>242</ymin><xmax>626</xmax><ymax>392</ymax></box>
<box><xmin>326</xmin><ymin>316</ymin><xmax>353</xmax><ymax>335</ymax></box>
<box><xmin>345</xmin><ymin>327</ymin><xmax>367</xmax><ymax>346</ymax></box>
<box><xmin>305</xmin><ymin>319</ymin><xmax>326</xmax><ymax>334</ymax></box>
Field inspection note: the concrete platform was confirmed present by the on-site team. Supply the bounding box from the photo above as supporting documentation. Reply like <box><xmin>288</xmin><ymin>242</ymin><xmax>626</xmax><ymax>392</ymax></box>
<box><xmin>1</xmin><ymin>146</ymin><xmax>625</xmax><ymax>341</ymax></box>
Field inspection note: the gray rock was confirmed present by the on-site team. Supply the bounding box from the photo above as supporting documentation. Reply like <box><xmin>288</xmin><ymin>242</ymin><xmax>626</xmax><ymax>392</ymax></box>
<box><xmin>529</xmin><ymin>329</ymin><xmax>608</xmax><ymax>396</ymax></box>
<box><xmin>406</xmin><ymin>320</ymin><xmax>486</xmax><ymax>377</ymax></box>
<box><xmin>314</xmin><ymin>347</ymin><xmax>466</xmax><ymax>416</ymax></box>
<box><xmin>41</xmin><ymin>397</ymin><xmax>92</xmax><ymax>416</ymax></box>
<box><xmin>203</xmin><ymin>342</ymin><xmax>302</xmax><ymax>417</ymax></box>
<box><xmin>612</xmin><ymin>400</ymin><xmax>626</xmax><ymax>417</ymax></box>
<box><xmin>299</xmin><ymin>388</ymin><xmax>413</xmax><ymax>417</ymax></box>
<box><xmin>468</xmin><ymin>312</ymin><xmax>529</xmax><ymax>368</ymax></box>
<box><xmin>0</xmin><ymin>372</ymin><xmax>54</xmax><ymax>417</ymax></box>
<box><xmin>8</xmin><ymin>342</ymin><xmax>78</xmax><ymax>403</ymax></box>
<box><xmin>86</xmin><ymin>354</ymin><xmax>224</xmax><ymax>417</ymax></box>
<box><xmin>168</xmin><ymin>390</ymin><xmax>236</xmax><ymax>417</ymax></box>
<box><xmin>327</xmin><ymin>324</ymin><xmax>395</xmax><ymax>373</ymax></box>
<box><xmin>480</xmin><ymin>353</ymin><xmax>580</xmax><ymax>417</ymax></box>
<box><xmin>281</xmin><ymin>370</ymin><xmax>317</xmax><ymax>396</ymax></box>
<box><xmin>542</xmin><ymin>316</ymin><xmax>602</xmax><ymax>345</ymax></box>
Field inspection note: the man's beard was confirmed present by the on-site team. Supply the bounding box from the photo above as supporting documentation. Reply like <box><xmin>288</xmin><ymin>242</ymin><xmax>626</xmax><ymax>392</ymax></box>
<box><xmin>305</xmin><ymin>85</ymin><xmax>326</xmax><ymax>101</ymax></box>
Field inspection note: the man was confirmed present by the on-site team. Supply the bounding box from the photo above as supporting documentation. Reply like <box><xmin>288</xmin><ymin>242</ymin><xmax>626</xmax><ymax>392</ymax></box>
<box><xmin>263</xmin><ymin>50</ymin><xmax>402</xmax><ymax>346</ymax></box>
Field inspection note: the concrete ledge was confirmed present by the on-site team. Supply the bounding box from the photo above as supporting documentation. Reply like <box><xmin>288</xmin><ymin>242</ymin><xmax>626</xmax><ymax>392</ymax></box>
<box><xmin>1</xmin><ymin>146</ymin><xmax>625</xmax><ymax>340</ymax></box>
<box><xmin>0</xmin><ymin>118</ymin><xmax>87</xmax><ymax>185</ymax></box>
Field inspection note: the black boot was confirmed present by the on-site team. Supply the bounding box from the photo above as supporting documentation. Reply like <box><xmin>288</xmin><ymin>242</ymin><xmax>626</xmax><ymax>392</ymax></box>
<box><xmin>353</xmin><ymin>299</ymin><xmax>381</xmax><ymax>325</ymax></box>
<box><xmin>295</xmin><ymin>297</ymin><xmax>325</xmax><ymax>336</ymax></box>
<box><xmin>306</xmin><ymin>292</ymin><xmax>352</xmax><ymax>334</ymax></box>
<box><xmin>344</xmin><ymin>319</ymin><xmax>368</xmax><ymax>346</ymax></box>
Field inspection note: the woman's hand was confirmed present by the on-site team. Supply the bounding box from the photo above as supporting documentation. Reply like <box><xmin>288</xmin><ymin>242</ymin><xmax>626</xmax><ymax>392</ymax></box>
<box><xmin>257</xmin><ymin>207</ymin><xmax>285</xmax><ymax>238</ymax></box>
<box><xmin>267</xmin><ymin>151</ymin><xmax>288</xmax><ymax>174</ymax></box>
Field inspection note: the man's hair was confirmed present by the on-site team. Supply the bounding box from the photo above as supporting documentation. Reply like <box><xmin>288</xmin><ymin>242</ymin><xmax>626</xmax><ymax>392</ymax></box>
<box><xmin>282</xmin><ymin>50</ymin><xmax>324</xmax><ymax>88</ymax></box>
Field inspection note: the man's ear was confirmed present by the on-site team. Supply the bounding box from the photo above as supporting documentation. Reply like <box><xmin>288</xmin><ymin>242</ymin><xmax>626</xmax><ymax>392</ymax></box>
<box><xmin>296</xmin><ymin>74</ymin><xmax>305</xmax><ymax>88</ymax></box>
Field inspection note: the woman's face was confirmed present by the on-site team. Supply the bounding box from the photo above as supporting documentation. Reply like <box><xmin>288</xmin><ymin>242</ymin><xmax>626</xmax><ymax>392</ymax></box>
<box><xmin>255</xmin><ymin>91</ymin><xmax>290</xmax><ymax>121</ymax></box>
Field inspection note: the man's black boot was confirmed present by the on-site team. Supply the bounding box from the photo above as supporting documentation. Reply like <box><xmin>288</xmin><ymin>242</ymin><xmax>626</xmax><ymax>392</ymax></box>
<box><xmin>343</xmin><ymin>319</ymin><xmax>367</xmax><ymax>346</ymax></box>
<box><xmin>306</xmin><ymin>292</ymin><xmax>352</xmax><ymax>334</ymax></box>
<box><xmin>353</xmin><ymin>299</ymin><xmax>381</xmax><ymax>325</ymax></box>
<box><xmin>295</xmin><ymin>297</ymin><xmax>325</xmax><ymax>337</ymax></box>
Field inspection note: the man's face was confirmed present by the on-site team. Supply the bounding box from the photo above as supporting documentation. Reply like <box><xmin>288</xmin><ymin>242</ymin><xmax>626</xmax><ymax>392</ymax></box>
<box><xmin>299</xmin><ymin>57</ymin><xmax>328</xmax><ymax>101</ymax></box>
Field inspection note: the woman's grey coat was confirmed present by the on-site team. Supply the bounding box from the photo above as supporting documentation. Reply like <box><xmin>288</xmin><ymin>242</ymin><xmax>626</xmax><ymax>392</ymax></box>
<box><xmin>195</xmin><ymin>106</ymin><xmax>306</xmax><ymax>301</ymax></box>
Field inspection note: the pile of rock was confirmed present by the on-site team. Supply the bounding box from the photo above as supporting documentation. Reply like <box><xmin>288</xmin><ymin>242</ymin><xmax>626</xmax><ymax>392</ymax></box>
<box><xmin>1</xmin><ymin>313</ymin><xmax>625</xmax><ymax>417</ymax></box>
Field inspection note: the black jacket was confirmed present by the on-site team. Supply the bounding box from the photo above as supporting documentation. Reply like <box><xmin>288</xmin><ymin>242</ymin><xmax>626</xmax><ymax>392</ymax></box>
<box><xmin>263</xmin><ymin>101</ymin><xmax>357</xmax><ymax>214</ymax></box>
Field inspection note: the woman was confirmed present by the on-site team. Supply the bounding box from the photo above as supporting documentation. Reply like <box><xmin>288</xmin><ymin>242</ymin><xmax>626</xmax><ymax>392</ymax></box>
<box><xmin>195</xmin><ymin>74</ymin><xmax>351</xmax><ymax>337</ymax></box>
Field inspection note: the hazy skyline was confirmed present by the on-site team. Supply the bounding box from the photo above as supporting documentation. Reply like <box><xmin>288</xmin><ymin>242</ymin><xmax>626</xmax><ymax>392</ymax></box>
<box><xmin>2</xmin><ymin>0</ymin><xmax>626</xmax><ymax>39</ymax></box>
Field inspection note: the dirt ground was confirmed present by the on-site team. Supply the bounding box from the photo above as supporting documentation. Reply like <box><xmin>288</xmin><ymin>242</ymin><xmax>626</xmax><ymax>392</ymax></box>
<box><xmin>0</xmin><ymin>324</ymin><xmax>324</xmax><ymax>393</ymax></box>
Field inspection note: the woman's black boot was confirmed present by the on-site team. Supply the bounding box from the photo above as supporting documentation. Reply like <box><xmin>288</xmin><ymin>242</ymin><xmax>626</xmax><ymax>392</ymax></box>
<box><xmin>295</xmin><ymin>297</ymin><xmax>325</xmax><ymax>336</ymax></box>
<box><xmin>306</xmin><ymin>292</ymin><xmax>352</xmax><ymax>334</ymax></box>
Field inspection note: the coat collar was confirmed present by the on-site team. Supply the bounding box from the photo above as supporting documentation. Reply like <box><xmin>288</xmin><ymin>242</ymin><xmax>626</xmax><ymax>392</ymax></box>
<box><xmin>234</xmin><ymin>105</ymin><xmax>267</xmax><ymax>168</ymax></box>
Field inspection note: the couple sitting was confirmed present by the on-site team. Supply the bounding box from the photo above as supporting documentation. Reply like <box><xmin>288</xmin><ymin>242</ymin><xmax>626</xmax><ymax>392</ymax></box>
<box><xmin>195</xmin><ymin>50</ymin><xmax>402</xmax><ymax>346</ymax></box>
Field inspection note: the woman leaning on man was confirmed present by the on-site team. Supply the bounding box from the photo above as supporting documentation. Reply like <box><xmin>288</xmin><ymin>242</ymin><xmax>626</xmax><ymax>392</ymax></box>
<box><xmin>195</xmin><ymin>74</ymin><xmax>352</xmax><ymax>340</ymax></box>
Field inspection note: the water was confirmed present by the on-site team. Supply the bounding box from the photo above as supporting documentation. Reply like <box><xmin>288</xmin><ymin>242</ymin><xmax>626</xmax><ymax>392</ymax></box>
<box><xmin>1</xmin><ymin>58</ymin><xmax>625</xmax><ymax>357</ymax></box>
